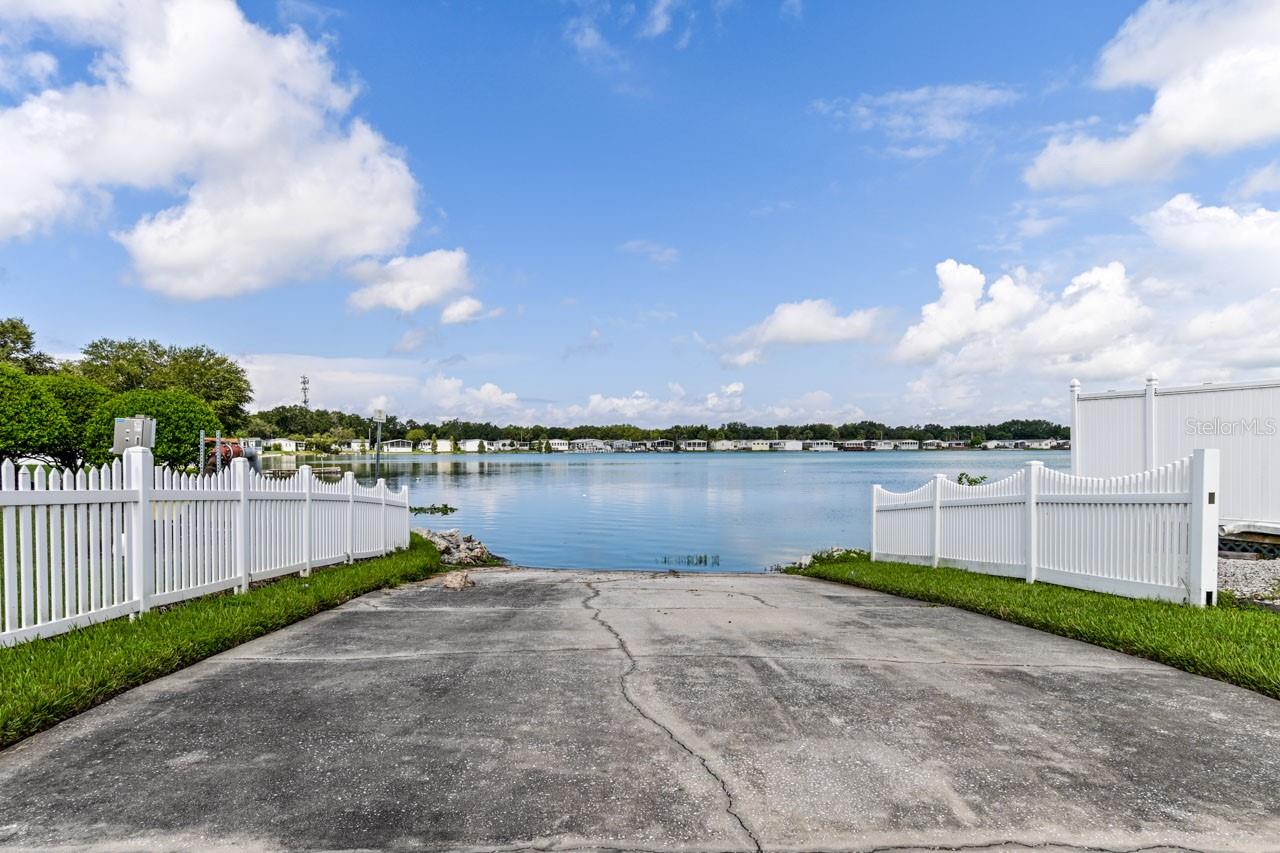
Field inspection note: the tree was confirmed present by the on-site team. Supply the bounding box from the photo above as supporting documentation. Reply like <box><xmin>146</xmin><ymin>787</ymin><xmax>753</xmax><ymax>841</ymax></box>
<box><xmin>406</xmin><ymin>427</ymin><xmax>427</xmax><ymax>445</ymax></box>
<box><xmin>430</xmin><ymin>433</ymin><xmax>438</xmax><ymax>454</ymax></box>
<box><xmin>85</xmin><ymin>389</ymin><xmax>222</xmax><ymax>469</ymax></box>
<box><xmin>0</xmin><ymin>365</ymin><xmax>71</xmax><ymax>464</ymax></box>
<box><xmin>33</xmin><ymin>374</ymin><xmax>114</xmax><ymax>469</ymax></box>
<box><xmin>0</xmin><ymin>317</ymin><xmax>54</xmax><ymax>374</ymax></box>
<box><xmin>76</xmin><ymin>338</ymin><xmax>252</xmax><ymax>431</ymax></box>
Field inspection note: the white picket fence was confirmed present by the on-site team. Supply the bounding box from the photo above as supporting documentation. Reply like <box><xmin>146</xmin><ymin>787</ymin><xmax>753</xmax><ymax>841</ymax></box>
<box><xmin>870</xmin><ymin>450</ymin><xmax>1220</xmax><ymax>605</ymax></box>
<box><xmin>0</xmin><ymin>447</ymin><xmax>410</xmax><ymax>646</ymax></box>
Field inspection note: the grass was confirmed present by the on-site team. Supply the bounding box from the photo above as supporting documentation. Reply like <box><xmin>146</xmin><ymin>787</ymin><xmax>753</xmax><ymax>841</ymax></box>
<box><xmin>0</xmin><ymin>533</ymin><xmax>446</xmax><ymax>749</ymax></box>
<box><xmin>785</xmin><ymin>550</ymin><xmax>1280</xmax><ymax>700</ymax></box>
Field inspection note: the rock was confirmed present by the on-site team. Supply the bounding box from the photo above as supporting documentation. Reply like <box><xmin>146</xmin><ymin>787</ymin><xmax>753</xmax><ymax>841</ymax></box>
<box><xmin>413</xmin><ymin>527</ymin><xmax>502</xmax><ymax>566</ymax></box>
<box><xmin>442</xmin><ymin>570</ymin><xmax>475</xmax><ymax>591</ymax></box>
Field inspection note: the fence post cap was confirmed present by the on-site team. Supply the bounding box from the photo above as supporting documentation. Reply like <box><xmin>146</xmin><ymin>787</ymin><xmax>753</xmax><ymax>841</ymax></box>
<box><xmin>1146</xmin><ymin>372</ymin><xmax>1159</xmax><ymax>385</ymax></box>
<box><xmin>1026</xmin><ymin>459</ymin><xmax>1044</xmax><ymax>466</ymax></box>
<box><xmin>1069</xmin><ymin>378</ymin><xmax>1081</xmax><ymax>391</ymax></box>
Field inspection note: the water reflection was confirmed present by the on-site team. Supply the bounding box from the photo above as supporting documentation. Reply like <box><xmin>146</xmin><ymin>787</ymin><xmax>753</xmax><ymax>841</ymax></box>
<box><xmin>261</xmin><ymin>451</ymin><xmax>1070</xmax><ymax>572</ymax></box>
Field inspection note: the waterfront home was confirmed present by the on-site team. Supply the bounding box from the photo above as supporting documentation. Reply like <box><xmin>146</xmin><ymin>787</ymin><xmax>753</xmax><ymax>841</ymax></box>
<box><xmin>341</xmin><ymin>438</ymin><xmax>370</xmax><ymax>452</ymax></box>
<box><xmin>895</xmin><ymin>439</ymin><xmax>920</xmax><ymax>451</ymax></box>
<box><xmin>711</xmin><ymin>440</ymin><xmax>737</xmax><ymax>452</ymax></box>
<box><xmin>749</xmin><ymin>439</ymin><xmax>771</xmax><ymax>452</ymax></box>
<box><xmin>922</xmin><ymin>439</ymin><xmax>944</xmax><ymax>450</ymax></box>
<box><xmin>1025</xmin><ymin>439</ymin><xmax>1053</xmax><ymax>450</ymax></box>
<box><xmin>514</xmin><ymin>441</ymin><xmax>531</xmax><ymax>451</ymax></box>
<box><xmin>266</xmin><ymin>438</ymin><xmax>307</xmax><ymax>452</ymax></box>
<box><xmin>611</xmin><ymin>439</ymin><xmax>635</xmax><ymax>452</ymax></box>
<box><xmin>653</xmin><ymin>439</ymin><xmax>676</xmax><ymax>452</ymax></box>
<box><xmin>570</xmin><ymin>438</ymin><xmax>609</xmax><ymax>453</ymax></box>
<box><xmin>680</xmin><ymin>439</ymin><xmax>708</xmax><ymax>451</ymax></box>
<box><xmin>431</xmin><ymin>438</ymin><xmax>455</xmax><ymax>453</ymax></box>
<box><xmin>548</xmin><ymin>439</ymin><xmax>569</xmax><ymax>452</ymax></box>
<box><xmin>838</xmin><ymin>441</ymin><xmax>865</xmax><ymax>451</ymax></box>
<box><xmin>379</xmin><ymin>439</ymin><xmax>414</xmax><ymax>453</ymax></box>
<box><xmin>870</xmin><ymin>440</ymin><xmax>895</xmax><ymax>451</ymax></box>
<box><xmin>489</xmin><ymin>439</ymin><xmax>517</xmax><ymax>452</ymax></box>
<box><xmin>946</xmin><ymin>440</ymin><xmax>968</xmax><ymax>449</ymax></box>
<box><xmin>632</xmin><ymin>441</ymin><xmax>652</xmax><ymax>452</ymax></box>
<box><xmin>770</xmin><ymin>440</ymin><xmax>803</xmax><ymax>451</ymax></box>
<box><xmin>238</xmin><ymin>437</ymin><xmax>264</xmax><ymax>452</ymax></box>
<box><xmin>804</xmin><ymin>439</ymin><xmax>837</xmax><ymax>451</ymax></box>
<box><xmin>460</xmin><ymin>439</ymin><xmax>487</xmax><ymax>453</ymax></box>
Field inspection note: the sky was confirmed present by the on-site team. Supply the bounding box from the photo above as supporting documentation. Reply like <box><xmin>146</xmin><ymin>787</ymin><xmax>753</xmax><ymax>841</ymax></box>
<box><xmin>3</xmin><ymin>0</ymin><xmax>1280</xmax><ymax>428</ymax></box>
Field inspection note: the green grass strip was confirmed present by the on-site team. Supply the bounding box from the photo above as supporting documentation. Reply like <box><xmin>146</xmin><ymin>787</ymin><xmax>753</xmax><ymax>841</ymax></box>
<box><xmin>787</xmin><ymin>554</ymin><xmax>1280</xmax><ymax>700</ymax></box>
<box><xmin>0</xmin><ymin>534</ymin><xmax>445</xmax><ymax>749</ymax></box>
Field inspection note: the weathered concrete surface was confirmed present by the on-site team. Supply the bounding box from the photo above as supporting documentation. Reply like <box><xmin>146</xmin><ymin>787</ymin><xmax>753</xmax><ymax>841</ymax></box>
<box><xmin>2</xmin><ymin>569</ymin><xmax>1279</xmax><ymax>852</ymax></box>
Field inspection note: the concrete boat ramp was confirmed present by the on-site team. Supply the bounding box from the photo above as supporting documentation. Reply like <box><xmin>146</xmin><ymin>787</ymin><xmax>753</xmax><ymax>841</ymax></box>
<box><xmin>1</xmin><ymin>568</ymin><xmax>1278</xmax><ymax>851</ymax></box>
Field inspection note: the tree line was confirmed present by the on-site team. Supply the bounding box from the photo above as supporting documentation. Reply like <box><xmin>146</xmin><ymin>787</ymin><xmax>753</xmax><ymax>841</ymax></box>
<box><xmin>1</xmin><ymin>315</ymin><xmax>1068</xmax><ymax>470</ymax></box>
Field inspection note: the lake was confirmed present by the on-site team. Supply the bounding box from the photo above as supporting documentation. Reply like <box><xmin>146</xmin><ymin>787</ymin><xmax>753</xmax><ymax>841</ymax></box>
<box><xmin>264</xmin><ymin>450</ymin><xmax>1071</xmax><ymax>572</ymax></box>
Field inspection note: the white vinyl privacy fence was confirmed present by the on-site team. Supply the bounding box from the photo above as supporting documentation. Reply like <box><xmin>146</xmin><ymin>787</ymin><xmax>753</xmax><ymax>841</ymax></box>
<box><xmin>871</xmin><ymin>450</ymin><xmax>1220</xmax><ymax>605</ymax></box>
<box><xmin>1</xmin><ymin>447</ymin><xmax>410</xmax><ymax>646</ymax></box>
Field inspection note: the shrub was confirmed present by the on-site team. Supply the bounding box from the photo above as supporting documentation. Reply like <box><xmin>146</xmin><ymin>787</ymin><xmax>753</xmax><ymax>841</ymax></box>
<box><xmin>33</xmin><ymin>373</ymin><xmax>114</xmax><ymax>469</ymax></box>
<box><xmin>85</xmin><ymin>389</ymin><xmax>222</xmax><ymax>469</ymax></box>
<box><xmin>0</xmin><ymin>364</ymin><xmax>71</xmax><ymax>464</ymax></box>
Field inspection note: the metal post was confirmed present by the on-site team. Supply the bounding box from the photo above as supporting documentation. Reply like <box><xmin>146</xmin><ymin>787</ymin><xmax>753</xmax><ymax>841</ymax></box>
<box><xmin>300</xmin><ymin>464</ymin><xmax>313</xmax><ymax>577</ymax></box>
<box><xmin>374</xmin><ymin>421</ymin><xmax>382</xmax><ymax>482</ymax></box>
<box><xmin>125</xmin><ymin>447</ymin><xmax>155</xmax><ymax>614</ymax></box>
<box><xmin>198</xmin><ymin>429</ymin><xmax>205</xmax><ymax>473</ymax></box>
<box><xmin>379</xmin><ymin>477</ymin><xmax>387</xmax><ymax>555</ymax></box>
<box><xmin>215</xmin><ymin>431</ymin><xmax>222</xmax><ymax>475</ymax></box>
<box><xmin>1025</xmin><ymin>461</ymin><xmax>1042</xmax><ymax>583</ymax></box>
<box><xmin>233</xmin><ymin>457</ymin><xmax>251</xmax><ymax>592</ymax></box>
<box><xmin>1188</xmin><ymin>448</ymin><xmax>1220</xmax><ymax>607</ymax></box>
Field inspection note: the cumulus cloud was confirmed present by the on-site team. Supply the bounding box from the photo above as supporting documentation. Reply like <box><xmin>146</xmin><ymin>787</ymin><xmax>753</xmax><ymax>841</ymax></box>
<box><xmin>1026</xmin><ymin>0</ymin><xmax>1280</xmax><ymax>188</ymax></box>
<box><xmin>348</xmin><ymin>250</ymin><xmax>472</xmax><ymax>314</ymax></box>
<box><xmin>725</xmin><ymin>299</ymin><xmax>880</xmax><ymax>366</ymax></box>
<box><xmin>895</xmin><ymin>260</ymin><xmax>1039</xmax><ymax>362</ymax></box>
<box><xmin>1237</xmin><ymin>160</ymin><xmax>1280</xmax><ymax>199</ymax></box>
<box><xmin>812</xmin><ymin>83</ymin><xmax>1018</xmax><ymax>157</ymax></box>
<box><xmin>1138</xmin><ymin>193</ymin><xmax>1280</xmax><ymax>290</ymax></box>
<box><xmin>619</xmin><ymin>239</ymin><xmax>679</xmax><ymax>267</ymax></box>
<box><xmin>0</xmin><ymin>0</ymin><xmax>421</xmax><ymax>298</ymax></box>
<box><xmin>640</xmin><ymin>0</ymin><xmax>681</xmax><ymax>37</ymax></box>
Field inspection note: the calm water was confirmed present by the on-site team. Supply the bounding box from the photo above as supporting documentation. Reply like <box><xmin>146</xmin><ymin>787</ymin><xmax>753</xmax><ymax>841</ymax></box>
<box><xmin>265</xmin><ymin>450</ymin><xmax>1070</xmax><ymax>572</ymax></box>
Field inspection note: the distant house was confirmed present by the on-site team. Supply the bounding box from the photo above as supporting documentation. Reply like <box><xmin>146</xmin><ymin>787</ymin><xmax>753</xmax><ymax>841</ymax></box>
<box><xmin>547</xmin><ymin>439</ymin><xmax>569</xmax><ymax>452</ymax></box>
<box><xmin>611</xmin><ymin>439</ymin><xmax>635</xmax><ymax>452</ymax></box>
<box><xmin>513</xmin><ymin>441</ymin><xmax>531</xmax><ymax>451</ymax></box>
<box><xmin>432</xmin><ymin>438</ymin><xmax>454</xmax><ymax>453</ymax></box>
<box><xmin>1025</xmin><ymin>439</ymin><xmax>1053</xmax><ymax>450</ymax></box>
<box><xmin>711</xmin><ymin>440</ymin><xmax>737</xmax><ymax>452</ymax></box>
<box><xmin>652</xmin><ymin>439</ymin><xmax>676</xmax><ymax>452</ymax></box>
<box><xmin>869</xmin><ymin>440</ymin><xmax>895</xmax><ymax>451</ymax></box>
<box><xmin>839</xmin><ymin>441</ymin><xmax>865</xmax><ymax>451</ymax></box>
<box><xmin>340</xmin><ymin>438</ymin><xmax>370</xmax><ymax>453</ymax></box>
<box><xmin>770</xmin><ymin>440</ymin><xmax>803</xmax><ymax>451</ymax></box>
<box><xmin>459</xmin><ymin>439</ymin><xmax>487</xmax><ymax>453</ymax></box>
<box><xmin>922</xmin><ymin>439</ymin><xmax>944</xmax><ymax>450</ymax></box>
<box><xmin>379</xmin><ymin>439</ymin><xmax>413</xmax><ymax>453</ymax></box>
<box><xmin>804</xmin><ymin>439</ymin><xmax>837</xmax><ymax>452</ymax></box>
<box><xmin>945</xmin><ymin>440</ymin><xmax>968</xmax><ymax>449</ymax></box>
<box><xmin>570</xmin><ymin>438</ymin><xmax>608</xmax><ymax>453</ymax></box>
<box><xmin>679</xmin><ymin>439</ymin><xmax>708</xmax><ymax>452</ymax></box>
<box><xmin>266</xmin><ymin>438</ymin><xmax>306</xmax><ymax>453</ymax></box>
<box><xmin>238</xmin><ymin>437</ymin><xmax>264</xmax><ymax>452</ymax></box>
<box><xmin>894</xmin><ymin>439</ymin><xmax>920</xmax><ymax>451</ymax></box>
<box><xmin>488</xmin><ymin>439</ymin><xmax>516</xmax><ymax>452</ymax></box>
<box><xmin>749</xmin><ymin>439</ymin><xmax>771</xmax><ymax>452</ymax></box>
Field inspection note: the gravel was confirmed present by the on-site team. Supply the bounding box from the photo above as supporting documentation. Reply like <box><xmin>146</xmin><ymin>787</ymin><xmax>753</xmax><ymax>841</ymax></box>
<box><xmin>1218</xmin><ymin>556</ymin><xmax>1280</xmax><ymax>600</ymax></box>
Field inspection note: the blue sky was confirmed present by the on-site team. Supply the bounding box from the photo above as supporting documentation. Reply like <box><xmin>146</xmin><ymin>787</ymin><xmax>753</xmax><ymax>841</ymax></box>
<box><xmin>4</xmin><ymin>0</ymin><xmax>1280</xmax><ymax>426</ymax></box>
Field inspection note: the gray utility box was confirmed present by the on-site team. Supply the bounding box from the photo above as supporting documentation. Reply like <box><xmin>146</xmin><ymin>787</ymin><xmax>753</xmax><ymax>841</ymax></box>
<box><xmin>111</xmin><ymin>416</ymin><xmax>156</xmax><ymax>454</ymax></box>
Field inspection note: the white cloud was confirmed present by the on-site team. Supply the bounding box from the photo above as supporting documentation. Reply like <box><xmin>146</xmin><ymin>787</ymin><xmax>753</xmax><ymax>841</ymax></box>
<box><xmin>619</xmin><ymin>239</ymin><xmax>679</xmax><ymax>267</ymax></box>
<box><xmin>0</xmin><ymin>0</ymin><xmax>421</xmax><ymax>298</ymax></box>
<box><xmin>240</xmin><ymin>353</ymin><xmax>422</xmax><ymax>413</ymax></box>
<box><xmin>895</xmin><ymin>260</ymin><xmax>1039</xmax><ymax>362</ymax></box>
<box><xmin>422</xmin><ymin>374</ymin><xmax>526</xmax><ymax>420</ymax></box>
<box><xmin>348</xmin><ymin>250</ymin><xmax>472</xmax><ymax>314</ymax></box>
<box><xmin>725</xmin><ymin>298</ymin><xmax>880</xmax><ymax>366</ymax></box>
<box><xmin>641</xmin><ymin>0</ymin><xmax>681</xmax><ymax>37</ymax></box>
<box><xmin>1237</xmin><ymin>160</ymin><xmax>1280</xmax><ymax>198</ymax></box>
<box><xmin>1026</xmin><ymin>0</ymin><xmax>1280</xmax><ymax>188</ymax></box>
<box><xmin>813</xmin><ymin>84</ymin><xmax>1018</xmax><ymax>157</ymax></box>
<box><xmin>440</xmin><ymin>296</ymin><xmax>502</xmax><ymax>325</ymax></box>
<box><xmin>0</xmin><ymin>47</ymin><xmax>56</xmax><ymax>92</ymax></box>
<box><xmin>391</xmin><ymin>328</ymin><xmax>429</xmax><ymax>354</ymax></box>
<box><xmin>1138</xmin><ymin>193</ymin><xmax>1280</xmax><ymax>290</ymax></box>
<box><xmin>779</xmin><ymin>0</ymin><xmax>803</xmax><ymax>20</ymax></box>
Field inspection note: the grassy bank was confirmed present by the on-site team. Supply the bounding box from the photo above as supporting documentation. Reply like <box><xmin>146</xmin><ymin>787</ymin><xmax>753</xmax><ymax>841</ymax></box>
<box><xmin>787</xmin><ymin>552</ymin><xmax>1280</xmax><ymax>700</ymax></box>
<box><xmin>0</xmin><ymin>534</ymin><xmax>445</xmax><ymax>749</ymax></box>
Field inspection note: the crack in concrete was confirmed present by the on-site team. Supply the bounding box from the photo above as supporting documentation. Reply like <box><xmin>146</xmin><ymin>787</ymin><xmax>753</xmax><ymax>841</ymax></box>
<box><xmin>439</xmin><ymin>840</ymin><xmax>1205</xmax><ymax>853</ymax></box>
<box><xmin>581</xmin><ymin>581</ymin><xmax>763</xmax><ymax>853</ymax></box>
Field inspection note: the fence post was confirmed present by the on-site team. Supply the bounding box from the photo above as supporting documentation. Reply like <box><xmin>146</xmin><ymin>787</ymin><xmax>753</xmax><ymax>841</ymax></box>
<box><xmin>1144</xmin><ymin>373</ymin><xmax>1159</xmax><ymax>470</ymax></box>
<box><xmin>300</xmin><ymin>464</ymin><xmax>313</xmax><ymax>577</ymax></box>
<box><xmin>931</xmin><ymin>473</ymin><xmax>945</xmax><ymax>568</ymax></box>
<box><xmin>125</xmin><ymin>447</ymin><xmax>155</xmax><ymax>614</ymax></box>
<box><xmin>379</xmin><ymin>478</ymin><xmax>387</xmax><ymax>555</ymax></box>
<box><xmin>344</xmin><ymin>471</ymin><xmax>355</xmax><ymax>563</ymax></box>
<box><xmin>1069</xmin><ymin>378</ymin><xmax>1081</xmax><ymax>475</ymax></box>
<box><xmin>869</xmin><ymin>484</ymin><xmax>879</xmax><ymax>562</ymax></box>
<box><xmin>402</xmin><ymin>488</ymin><xmax>410</xmax><ymax>549</ymax></box>
<box><xmin>1025</xmin><ymin>461</ymin><xmax>1041</xmax><ymax>584</ymax></box>
<box><xmin>232</xmin><ymin>457</ymin><xmax>251</xmax><ymax>593</ymax></box>
<box><xmin>1188</xmin><ymin>448</ymin><xmax>1220</xmax><ymax>607</ymax></box>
